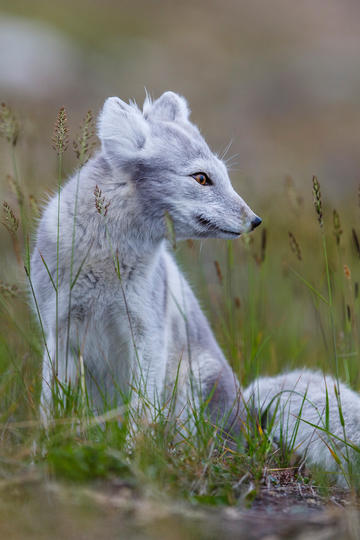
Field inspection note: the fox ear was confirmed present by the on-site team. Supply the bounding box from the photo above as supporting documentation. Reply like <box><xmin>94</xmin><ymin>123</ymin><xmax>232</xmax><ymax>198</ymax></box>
<box><xmin>144</xmin><ymin>91</ymin><xmax>190</xmax><ymax>122</ymax></box>
<box><xmin>98</xmin><ymin>97</ymin><xmax>150</xmax><ymax>159</ymax></box>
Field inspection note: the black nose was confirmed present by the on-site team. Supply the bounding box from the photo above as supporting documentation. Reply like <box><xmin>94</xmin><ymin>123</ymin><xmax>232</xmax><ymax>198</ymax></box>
<box><xmin>251</xmin><ymin>216</ymin><xmax>262</xmax><ymax>230</ymax></box>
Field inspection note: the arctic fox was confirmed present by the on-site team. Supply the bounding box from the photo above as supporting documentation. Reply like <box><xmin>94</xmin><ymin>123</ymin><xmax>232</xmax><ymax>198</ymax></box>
<box><xmin>31</xmin><ymin>91</ymin><xmax>359</xmax><ymax>483</ymax></box>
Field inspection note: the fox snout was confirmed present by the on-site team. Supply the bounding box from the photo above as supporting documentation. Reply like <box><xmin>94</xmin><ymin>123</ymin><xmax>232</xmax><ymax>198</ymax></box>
<box><xmin>251</xmin><ymin>215</ymin><xmax>262</xmax><ymax>230</ymax></box>
<box><xmin>232</xmin><ymin>190</ymin><xmax>261</xmax><ymax>234</ymax></box>
<box><xmin>238</xmin><ymin>202</ymin><xmax>262</xmax><ymax>234</ymax></box>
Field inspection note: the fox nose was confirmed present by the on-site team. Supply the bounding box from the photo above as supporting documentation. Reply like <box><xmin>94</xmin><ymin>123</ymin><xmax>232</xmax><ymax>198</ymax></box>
<box><xmin>251</xmin><ymin>216</ymin><xmax>262</xmax><ymax>230</ymax></box>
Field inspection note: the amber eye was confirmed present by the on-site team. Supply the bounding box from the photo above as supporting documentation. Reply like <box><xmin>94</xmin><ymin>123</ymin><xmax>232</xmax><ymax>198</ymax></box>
<box><xmin>191</xmin><ymin>172</ymin><xmax>212</xmax><ymax>186</ymax></box>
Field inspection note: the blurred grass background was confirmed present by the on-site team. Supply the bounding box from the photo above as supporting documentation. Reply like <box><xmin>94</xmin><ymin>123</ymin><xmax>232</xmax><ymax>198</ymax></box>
<box><xmin>2</xmin><ymin>0</ymin><xmax>360</xmax><ymax>198</ymax></box>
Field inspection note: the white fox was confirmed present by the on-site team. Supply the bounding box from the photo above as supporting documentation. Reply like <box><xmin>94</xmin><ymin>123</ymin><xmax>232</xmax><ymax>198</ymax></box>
<box><xmin>31</xmin><ymin>91</ymin><xmax>360</xmax><ymax>484</ymax></box>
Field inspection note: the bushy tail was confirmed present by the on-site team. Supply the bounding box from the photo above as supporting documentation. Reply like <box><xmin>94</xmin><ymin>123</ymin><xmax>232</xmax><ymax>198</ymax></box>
<box><xmin>242</xmin><ymin>369</ymin><xmax>360</xmax><ymax>487</ymax></box>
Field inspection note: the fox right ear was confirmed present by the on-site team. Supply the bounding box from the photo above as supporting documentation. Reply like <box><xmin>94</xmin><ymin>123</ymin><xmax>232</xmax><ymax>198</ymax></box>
<box><xmin>98</xmin><ymin>97</ymin><xmax>150</xmax><ymax>160</ymax></box>
<box><xmin>143</xmin><ymin>91</ymin><xmax>190</xmax><ymax>123</ymax></box>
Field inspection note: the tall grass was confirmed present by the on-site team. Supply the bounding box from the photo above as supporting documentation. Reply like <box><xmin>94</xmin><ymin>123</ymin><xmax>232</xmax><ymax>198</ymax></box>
<box><xmin>0</xmin><ymin>104</ymin><xmax>359</xmax><ymax>507</ymax></box>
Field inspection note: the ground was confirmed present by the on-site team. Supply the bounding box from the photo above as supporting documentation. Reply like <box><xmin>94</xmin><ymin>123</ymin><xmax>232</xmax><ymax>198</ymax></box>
<box><xmin>1</xmin><ymin>472</ymin><xmax>359</xmax><ymax>540</ymax></box>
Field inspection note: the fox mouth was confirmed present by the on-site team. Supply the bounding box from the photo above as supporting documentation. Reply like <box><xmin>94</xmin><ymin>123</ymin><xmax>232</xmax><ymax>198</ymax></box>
<box><xmin>195</xmin><ymin>215</ymin><xmax>240</xmax><ymax>236</ymax></box>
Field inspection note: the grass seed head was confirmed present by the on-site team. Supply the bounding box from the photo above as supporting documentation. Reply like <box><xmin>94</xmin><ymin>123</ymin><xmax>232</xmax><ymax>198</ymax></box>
<box><xmin>52</xmin><ymin>106</ymin><xmax>69</xmax><ymax>155</ymax></box>
<box><xmin>288</xmin><ymin>232</ymin><xmax>302</xmax><ymax>261</ymax></box>
<box><xmin>0</xmin><ymin>281</ymin><xmax>18</xmax><ymax>298</ymax></box>
<box><xmin>352</xmin><ymin>229</ymin><xmax>360</xmax><ymax>259</ymax></box>
<box><xmin>1</xmin><ymin>201</ymin><xmax>19</xmax><ymax>235</ymax></box>
<box><xmin>94</xmin><ymin>185</ymin><xmax>110</xmax><ymax>217</ymax></box>
<box><xmin>7</xmin><ymin>174</ymin><xmax>24</xmax><ymax>206</ymax></box>
<box><xmin>214</xmin><ymin>260</ymin><xmax>223</xmax><ymax>284</ymax></box>
<box><xmin>285</xmin><ymin>175</ymin><xmax>303</xmax><ymax>215</ymax></box>
<box><xmin>332</xmin><ymin>209</ymin><xmax>342</xmax><ymax>246</ymax></box>
<box><xmin>242</xmin><ymin>233</ymin><xmax>253</xmax><ymax>249</ymax></box>
<box><xmin>253</xmin><ymin>228</ymin><xmax>267</xmax><ymax>265</ymax></box>
<box><xmin>312</xmin><ymin>176</ymin><xmax>323</xmax><ymax>228</ymax></box>
<box><xmin>0</xmin><ymin>103</ymin><xmax>19</xmax><ymax>146</ymax></box>
<box><xmin>344</xmin><ymin>264</ymin><xmax>351</xmax><ymax>280</ymax></box>
<box><xmin>73</xmin><ymin>110</ymin><xmax>95</xmax><ymax>165</ymax></box>
<box><xmin>260</xmin><ymin>228</ymin><xmax>267</xmax><ymax>263</ymax></box>
<box><xmin>29</xmin><ymin>195</ymin><xmax>40</xmax><ymax>218</ymax></box>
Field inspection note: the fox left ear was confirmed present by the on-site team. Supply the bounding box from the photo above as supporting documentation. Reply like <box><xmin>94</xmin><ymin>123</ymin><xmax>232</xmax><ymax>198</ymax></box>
<box><xmin>143</xmin><ymin>91</ymin><xmax>190</xmax><ymax>122</ymax></box>
<box><xmin>98</xmin><ymin>97</ymin><xmax>150</xmax><ymax>161</ymax></box>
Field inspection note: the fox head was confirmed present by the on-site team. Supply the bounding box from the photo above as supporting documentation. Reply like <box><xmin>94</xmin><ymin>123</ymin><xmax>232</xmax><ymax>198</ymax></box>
<box><xmin>97</xmin><ymin>91</ymin><xmax>261</xmax><ymax>240</ymax></box>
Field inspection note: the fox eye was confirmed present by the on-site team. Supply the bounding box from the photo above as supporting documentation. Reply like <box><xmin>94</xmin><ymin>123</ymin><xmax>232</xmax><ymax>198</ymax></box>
<box><xmin>191</xmin><ymin>172</ymin><xmax>212</xmax><ymax>186</ymax></box>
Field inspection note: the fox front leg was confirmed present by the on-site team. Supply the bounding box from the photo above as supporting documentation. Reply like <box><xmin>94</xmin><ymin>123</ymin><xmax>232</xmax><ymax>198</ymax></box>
<box><xmin>40</xmin><ymin>331</ymin><xmax>82</xmax><ymax>425</ymax></box>
<box><xmin>126</xmin><ymin>345</ymin><xmax>168</xmax><ymax>431</ymax></box>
